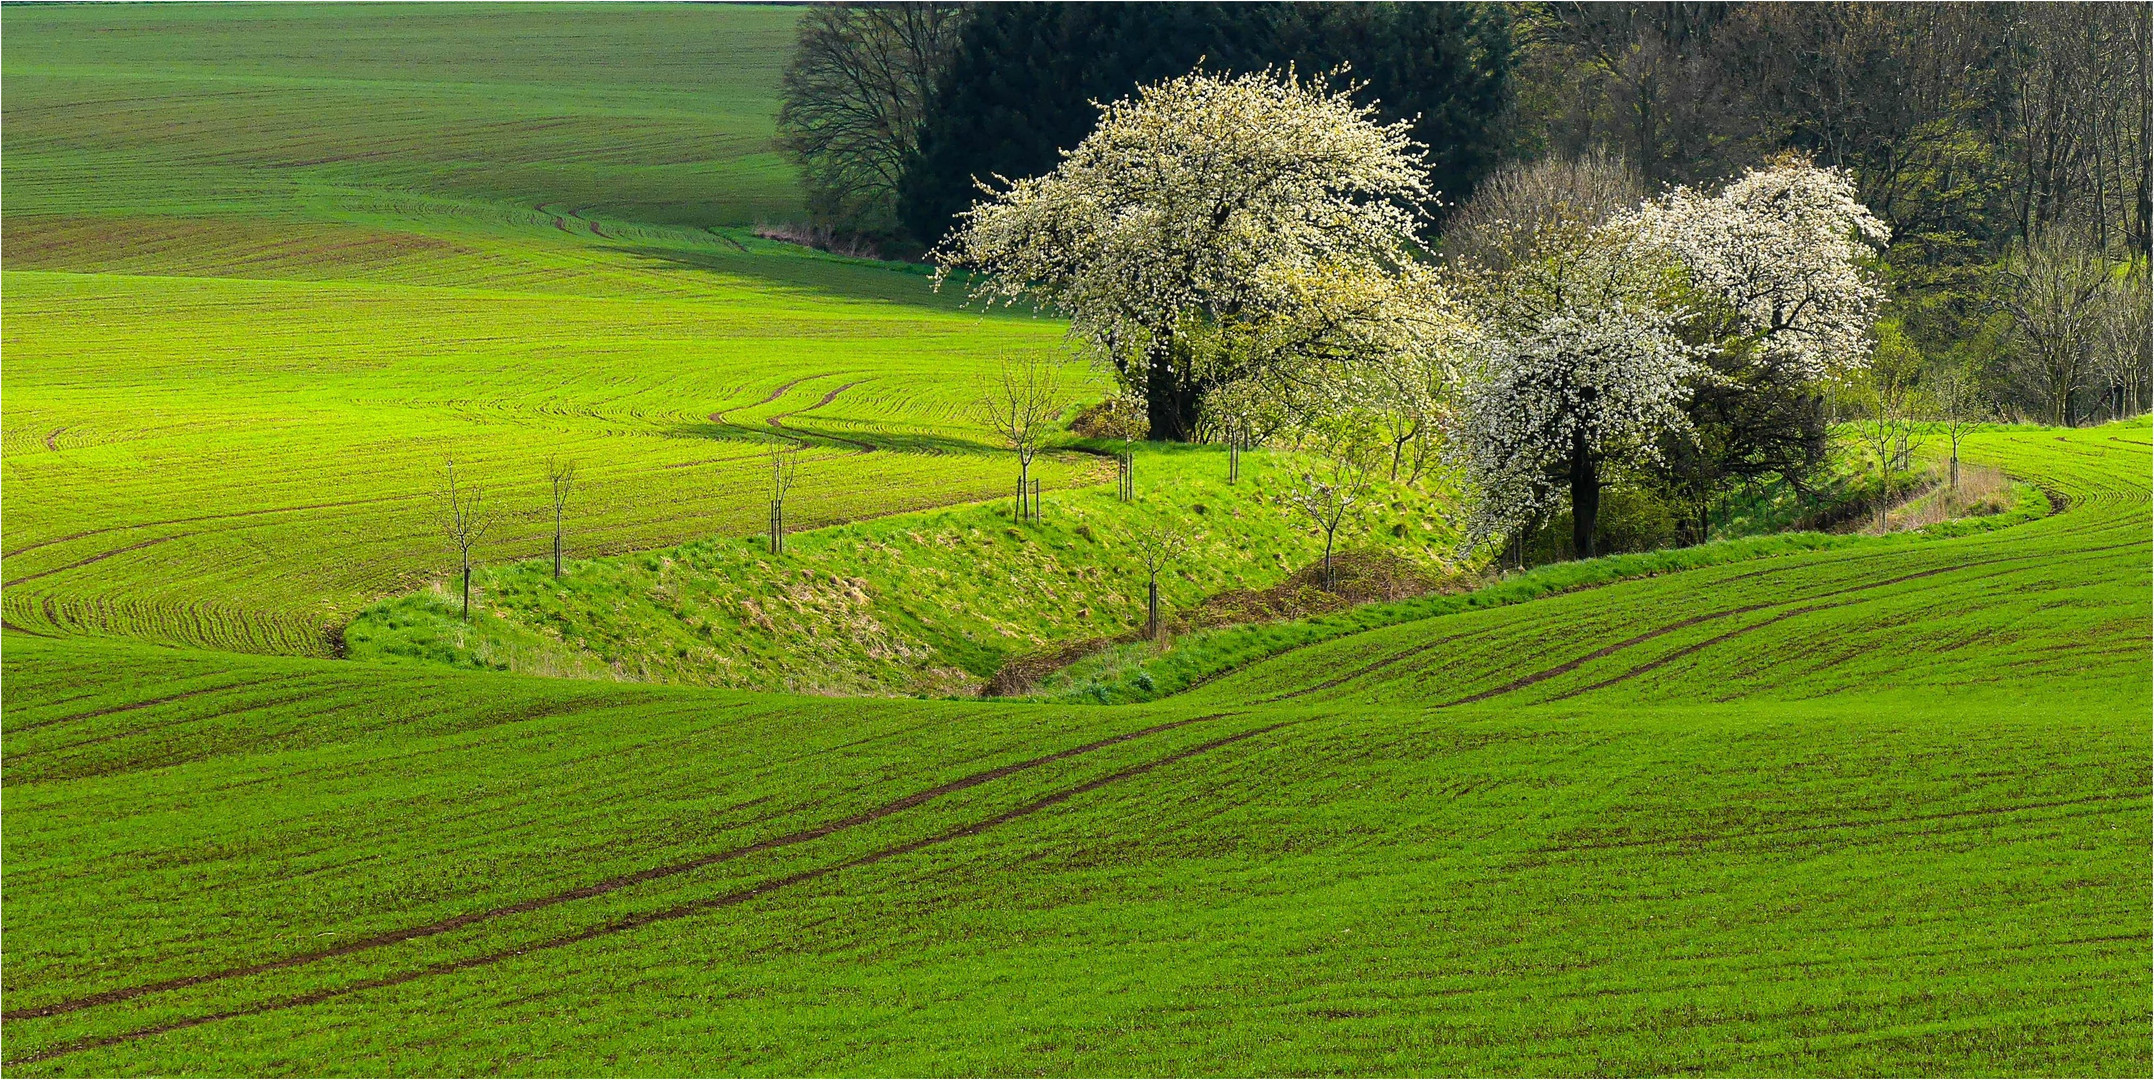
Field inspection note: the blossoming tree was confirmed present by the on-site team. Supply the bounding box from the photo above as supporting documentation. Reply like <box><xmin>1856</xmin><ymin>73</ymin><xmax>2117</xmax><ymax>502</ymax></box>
<box><xmin>931</xmin><ymin>68</ymin><xmax>1436</xmax><ymax>441</ymax></box>
<box><xmin>1453</xmin><ymin>156</ymin><xmax>1890</xmax><ymax>559</ymax></box>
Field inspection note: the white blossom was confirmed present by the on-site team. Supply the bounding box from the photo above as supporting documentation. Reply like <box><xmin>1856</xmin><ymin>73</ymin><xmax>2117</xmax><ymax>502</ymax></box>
<box><xmin>931</xmin><ymin>67</ymin><xmax>1436</xmax><ymax>436</ymax></box>
<box><xmin>1633</xmin><ymin>158</ymin><xmax>1890</xmax><ymax>381</ymax></box>
<box><xmin>1451</xmin><ymin>221</ymin><xmax>1701</xmax><ymax>550</ymax></box>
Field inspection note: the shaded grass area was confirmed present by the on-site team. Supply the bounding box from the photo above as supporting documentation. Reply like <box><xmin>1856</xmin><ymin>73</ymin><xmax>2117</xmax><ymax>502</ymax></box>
<box><xmin>346</xmin><ymin>446</ymin><xmax>1461</xmax><ymax>695</ymax></box>
<box><xmin>0</xmin><ymin>423</ymin><xmax>2146</xmax><ymax>1075</ymax></box>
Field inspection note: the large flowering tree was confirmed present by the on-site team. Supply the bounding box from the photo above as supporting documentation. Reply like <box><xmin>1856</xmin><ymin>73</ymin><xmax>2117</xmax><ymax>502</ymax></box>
<box><xmin>1453</xmin><ymin>157</ymin><xmax>1890</xmax><ymax>558</ymax></box>
<box><xmin>1639</xmin><ymin>158</ymin><xmax>1891</xmax><ymax>381</ymax></box>
<box><xmin>1453</xmin><ymin>219</ymin><xmax>1698</xmax><ymax>558</ymax></box>
<box><xmin>931</xmin><ymin>68</ymin><xmax>1436</xmax><ymax>441</ymax></box>
<box><xmin>1638</xmin><ymin>159</ymin><xmax>1891</xmax><ymax>539</ymax></box>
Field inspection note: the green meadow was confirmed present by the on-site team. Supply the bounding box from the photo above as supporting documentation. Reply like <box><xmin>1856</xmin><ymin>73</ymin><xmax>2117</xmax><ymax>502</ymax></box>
<box><xmin>3</xmin><ymin>424</ymin><xmax>2146</xmax><ymax>1076</ymax></box>
<box><xmin>2</xmin><ymin>4</ymin><xmax>2148</xmax><ymax>1077</ymax></box>
<box><xmin>2</xmin><ymin>2</ymin><xmax>1080</xmax><ymax>657</ymax></box>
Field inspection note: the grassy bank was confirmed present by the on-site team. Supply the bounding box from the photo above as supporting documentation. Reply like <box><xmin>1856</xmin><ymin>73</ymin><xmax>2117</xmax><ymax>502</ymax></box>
<box><xmin>345</xmin><ymin>445</ymin><xmax>1461</xmax><ymax>695</ymax></box>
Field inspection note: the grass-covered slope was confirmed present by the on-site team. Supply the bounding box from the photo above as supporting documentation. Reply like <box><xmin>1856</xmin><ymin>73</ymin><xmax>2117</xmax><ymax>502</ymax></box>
<box><xmin>3</xmin><ymin>424</ymin><xmax>2145</xmax><ymax>1076</ymax></box>
<box><xmin>0</xmin><ymin>3</ymin><xmax>1100</xmax><ymax>657</ymax></box>
<box><xmin>343</xmin><ymin>447</ymin><xmax>1459</xmax><ymax>695</ymax></box>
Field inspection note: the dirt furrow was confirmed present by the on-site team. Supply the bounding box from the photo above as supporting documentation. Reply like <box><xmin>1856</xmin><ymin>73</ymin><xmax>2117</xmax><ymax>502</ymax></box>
<box><xmin>3</xmin><ymin>713</ymin><xmax>1235</xmax><ymax>1022</ymax></box>
<box><xmin>4</xmin><ymin>719</ymin><xmax>1284</xmax><ymax>1066</ymax></box>
<box><xmin>5</xmin><ymin>677</ymin><xmax>286</xmax><ymax>734</ymax></box>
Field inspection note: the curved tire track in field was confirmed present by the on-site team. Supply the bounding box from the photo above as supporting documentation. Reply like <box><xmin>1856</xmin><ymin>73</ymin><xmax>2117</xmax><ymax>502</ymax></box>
<box><xmin>4</xmin><ymin>713</ymin><xmax>1236</xmax><ymax>1023</ymax></box>
<box><xmin>3</xmin><ymin>494</ymin><xmax>425</xmax><ymax>560</ymax></box>
<box><xmin>1539</xmin><ymin>539</ymin><xmax>2151</xmax><ymax>703</ymax></box>
<box><xmin>2</xmin><ymin>536</ymin><xmax>181</xmax><ymax>589</ymax></box>
<box><xmin>706</xmin><ymin>374</ymin><xmax>825</xmax><ymax>426</ymax></box>
<box><xmin>1433</xmin><ymin>540</ymin><xmax>2149</xmax><ymax>709</ymax></box>
<box><xmin>5</xmin><ymin>718</ymin><xmax>1284</xmax><ymax>1067</ymax></box>
<box><xmin>4</xmin><ymin>677</ymin><xmax>286</xmax><ymax>735</ymax></box>
<box><xmin>765</xmin><ymin>380</ymin><xmax>878</xmax><ymax>454</ymax></box>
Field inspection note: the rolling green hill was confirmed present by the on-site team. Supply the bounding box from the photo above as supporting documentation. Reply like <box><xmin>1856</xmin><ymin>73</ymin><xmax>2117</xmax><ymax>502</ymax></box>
<box><xmin>2</xmin><ymin>4</ymin><xmax>2147</xmax><ymax>1076</ymax></box>
<box><xmin>2</xmin><ymin>424</ymin><xmax>2145</xmax><ymax>1076</ymax></box>
<box><xmin>1</xmin><ymin>3</ymin><xmax>1103</xmax><ymax>658</ymax></box>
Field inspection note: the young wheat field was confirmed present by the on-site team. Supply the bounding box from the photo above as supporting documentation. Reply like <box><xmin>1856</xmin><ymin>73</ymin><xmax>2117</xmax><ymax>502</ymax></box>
<box><xmin>2</xmin><ymin>4</ymin><xmax>2147</xmax><ymax>1077</ymax></box>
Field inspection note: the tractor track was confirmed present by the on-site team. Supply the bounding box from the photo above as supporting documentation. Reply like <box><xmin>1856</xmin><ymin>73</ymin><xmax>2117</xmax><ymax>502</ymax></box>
<box><xmin>5</xmin><ymin>677</ymin><xmax>286</xmax><ymax>734</ymax></box>
<box><xmin>1432</xmin><ymin>541</ymin><xmax>2148</xmax><ymax>710</ymax></box>
<box><xmin>4</xmin><ymin>718</ymin><xmax>1285</xmax><ymax>1066</ymax></box>
<box><xmin>2</xmin><ymin>536</ymin><xmax>182</xmax><ymax>589</ymax></box>
<box><xmin>4</xmin><ymin>713</ymin><xmax>1237</xmax><ymax>1023</ymax></box>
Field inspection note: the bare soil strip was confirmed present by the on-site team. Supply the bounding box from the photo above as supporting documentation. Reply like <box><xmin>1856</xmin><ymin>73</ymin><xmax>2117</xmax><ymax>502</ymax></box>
<box><xmin>4</xmin><ymin>719</ymin><xmax>1284</xmax><ymax>1067</ymax></box>
<box><xmin>3</xmin><ymin>713</ymin><xmax>1236</xmax><ymax>1022</ymax></box>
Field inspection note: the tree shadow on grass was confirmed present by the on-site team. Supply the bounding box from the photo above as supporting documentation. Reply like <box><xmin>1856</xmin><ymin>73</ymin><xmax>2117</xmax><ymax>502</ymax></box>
<box><xmin>603</xmin><ymin>242</ymin><xmax>977</xmax><ymax>312</ymax></box>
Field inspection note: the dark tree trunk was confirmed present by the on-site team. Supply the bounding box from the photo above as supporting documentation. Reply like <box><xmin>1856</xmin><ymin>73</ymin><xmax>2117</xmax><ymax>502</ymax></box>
<box><xmin>1569</xmin><ymin>425</ymin><xmax>1600</xmax><ymax>560</ymax></box>
<box><xmin>1143</xmin><ymin>345</ymin><xmax>1202</xmax><ymax>442</ymax></box>
<box><xmin>552</xmin><ymin>528</ymin><xmax>563</xmax><ymax>579</ymax></box>
<box><xmin>460</xmin><ymin>563</ymin><xmax>472</xmax><ymax>620</ymax></box>
<box><xmin>1146</xmin><ymin>577</ymin><xmax>1160</xmax><ymax>640</ymax></box>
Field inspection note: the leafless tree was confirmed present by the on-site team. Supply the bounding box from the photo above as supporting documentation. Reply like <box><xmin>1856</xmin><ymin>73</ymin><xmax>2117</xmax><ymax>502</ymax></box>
<box><xmin>2004</xmin><ymin>231</ymin><xmax>2111</xmax><ymax>426</ymax></box>
<box><xmin>1926</xmin><ymin>366</ymin><xmax>1986</xmax><ymax>491</ymax></box>
<box><xmin>766</xmin><ymin>442</ymin><xmax>802</xmax><ymax>555</ymax></box>
<box><xmin>1283</xmin><ymin>429</ymin><xmax>1378</xmax><ymax>591</ymax></box>
<box><xmin>1131</xmin><ymin>522</ymin><xmax>1187</xmax><ymax>641</ymax></box>
<box><xmin>1852</xmin><ymin>369</ymin><xmax>1926</xmax><ymax>531</ymax></box>
<box><xmin>545</xmin><ymin>455</ymin><xmax>576</xmax><ymax>579</ymax></box>
<box><xmin>1442</xmin><ymin>150</ymin><xmax>1643</xmax><ymax>274</ymax></box>
<box><xmin>975</xmin><ymin>356</ymin><xmax>1067</xmax><ymax>523</ymax></box>
<box><xmin>438</xmin><ymin>459</ymin><xmax>492</xmax><ymax>620</ymax></box>
<box><xmin>2095</xmin><ymin>259</ymin><xmax>2151</xmax><ymax>417</ymax></box>
<box><xmin>776</xmin><ymin>3</ymin><xmax>968</xmax><ymax>236</ymax></box>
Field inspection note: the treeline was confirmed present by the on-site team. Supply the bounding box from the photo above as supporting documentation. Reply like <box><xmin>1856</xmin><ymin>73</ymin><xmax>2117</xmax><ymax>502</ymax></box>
<box><xmin>777</xmin><ymin>2</ymin><xmax>2151</xmax><ymax>425</ymax></box>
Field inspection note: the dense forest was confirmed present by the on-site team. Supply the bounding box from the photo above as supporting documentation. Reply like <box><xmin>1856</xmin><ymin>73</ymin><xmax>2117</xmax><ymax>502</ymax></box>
<box><xmin>778</xmin><ymin>1</ymin><xmax>2151</xmax><ymax>432</ymax></box>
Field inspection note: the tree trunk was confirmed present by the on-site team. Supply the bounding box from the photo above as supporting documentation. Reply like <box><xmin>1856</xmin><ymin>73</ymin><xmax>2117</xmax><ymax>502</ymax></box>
<box><xmin>1949</xmin><ymin>453</ymin><xmax>1960</xmax><ymax>491</ymax></box>
<box><xmin>460</xmin><ymin>562</ymin><xmax>472</xmax><ymax>621</ymax></box>
<box><xmin>1569</xmin><ymin>426</ymin><xmax>1599</xmax><ymax>560</ymax></box>
<box><xmin>1143</xmin><ymin>343</ymin><xmax>1202</xmax><ymax>442</ymax></box>
<box><xmin>552</xmin><ymin>524</ymin><xmax>563</xmax><ymax>579</ymax></box>
<box><xmin>1146</xmin><ymin>577</ymin><xmax>1160</xmax><ymax>640</ymax></box>
<box><xmin>1322</xmin><ymin>532</ymin><xmax>1336</xmax><ymax>591</ymax></box>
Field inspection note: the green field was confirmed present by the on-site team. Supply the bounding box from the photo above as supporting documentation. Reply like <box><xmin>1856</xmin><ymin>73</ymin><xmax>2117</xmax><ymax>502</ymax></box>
<box><xmin>1</xmin><ymin>2</ymin><xmax>1085</xmax><ymax>658</ymax></box>
<box><xmin>3</xmin><ymin>4</ymin><xmax>2150</xmax><ymax>1076</ymax></box>
<box><xmin>3</xmin><ymin>424</ymin><xmax>2147</xmax><ymax>1075</ymax></box>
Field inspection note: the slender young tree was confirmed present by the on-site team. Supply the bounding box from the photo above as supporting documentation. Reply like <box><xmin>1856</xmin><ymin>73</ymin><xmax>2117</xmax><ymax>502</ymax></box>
<box><xmin>766</xmin><ymin>442</ymin><xmax>801</xmax><ymax>555</ymax></box>
<box><xmin>1132</xmin><ymin>521</ymin><xmax>1187</xmax><ymax>641</ymax></box>
<box><xmin>1927</xmin><ymin>365</ymin><xmax>1986</xmax><ymax>490</ymax></box>
<box><xmin>1283</xmin><ymin>427</ymin><xmax>1378</xmax><ymax>591</ymax></box>
<box><xmin>438</xmin><ymin>459</ymin><xmax>492</xmax><ymax>621</ymax></box>
<box><xmin>545</xmin><ymin>455</ymin><xmax>576</xmax><ymax>579</ymax></box>
<box><xmin>974</xmin><ymin>356</ymin><xmax>1067</xmax><ymax>522</ymax></box>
